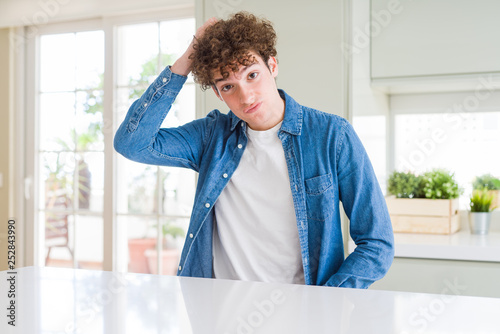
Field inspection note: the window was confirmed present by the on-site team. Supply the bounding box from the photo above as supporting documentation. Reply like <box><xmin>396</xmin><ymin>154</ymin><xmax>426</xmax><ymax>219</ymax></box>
<box><xmin>31</xmin><ymin>10</ymin><xmax>195</xmax><ymax>273</ymax></box>
<box><xmin>353</xmin><ymin>103</ymin><xmax>500</xmax><ymax>208</ymax></box>
<box><xmin>394</xmin><ymin>111</ymin><xmax>500</xmax><ymax>208</ymax></box>
<box><xmin>114</xmin><ymin>18</ymin><xmax>196</xmax><ymax>275</ymax></box>
<box><xmin>353</xmin><ymin>115</ymin><xmax>387</xmax><ymax>194</ymax></box>
<box><xmin>39</xmin><ymin>30</ymin><xmax>105</xmax><ymax>269</ymax></box>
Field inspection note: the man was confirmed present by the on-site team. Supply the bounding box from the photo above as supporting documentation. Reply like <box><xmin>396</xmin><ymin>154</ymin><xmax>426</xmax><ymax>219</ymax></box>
<box><xmin>114</xmin><ymin>12</ymin><xmax>394</xmax><ymax>288</ymax></box>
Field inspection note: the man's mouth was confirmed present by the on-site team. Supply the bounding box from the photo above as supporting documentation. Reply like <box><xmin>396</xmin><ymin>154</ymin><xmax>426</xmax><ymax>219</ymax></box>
<box><xmin>244</xmin><ymin>102</ymin><xmax>262</xmax><ymax>114</ymax></box>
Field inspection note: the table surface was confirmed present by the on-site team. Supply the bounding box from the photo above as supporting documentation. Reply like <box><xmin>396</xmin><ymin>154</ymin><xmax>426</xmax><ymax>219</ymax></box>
<box><xmin>1</xmin><ymin>266</ymin><xmax>500</xmax><ymax>333</ymax></box>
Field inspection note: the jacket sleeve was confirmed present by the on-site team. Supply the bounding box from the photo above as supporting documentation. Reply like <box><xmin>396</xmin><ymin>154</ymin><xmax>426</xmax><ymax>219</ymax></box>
<box><xmin>325</xmin><ymin>120</ymin><xmax>394</xmax><ymax>289</ymax></box>
<box><xmin>114</xmin><ymin>66</ymin><xmax>214</xmax><ymax>172</ymax></box>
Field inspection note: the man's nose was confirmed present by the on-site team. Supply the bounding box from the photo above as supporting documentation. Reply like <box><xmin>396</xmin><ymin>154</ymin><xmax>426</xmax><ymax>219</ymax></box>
<box><xmin>239</xmin><ymin>86</ymin><xmax>254</xmax><ymax>105</ymax></box>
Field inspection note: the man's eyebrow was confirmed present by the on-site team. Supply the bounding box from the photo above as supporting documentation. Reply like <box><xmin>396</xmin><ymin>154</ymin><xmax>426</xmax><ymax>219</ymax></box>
<box><xmin>213</xmin><ymin>77</ymin><xmax>226</xmax><ymax>84</ymax></box>
<box><xmin>213</xmin><ymin>63</ymin><xmax>258</xmax><ymax>84</ymax></box>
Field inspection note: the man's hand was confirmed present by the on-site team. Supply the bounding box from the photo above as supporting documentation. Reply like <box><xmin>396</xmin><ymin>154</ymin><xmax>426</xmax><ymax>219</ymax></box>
<box><xmin>171</xmin><ymin>17</ymin><xmax>218</xmax><ymax>76</ymax></box>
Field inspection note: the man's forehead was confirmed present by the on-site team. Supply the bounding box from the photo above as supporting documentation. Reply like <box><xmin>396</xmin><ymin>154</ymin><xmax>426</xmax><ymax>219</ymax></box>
<box><xmin>212</xmin><ymin>56</ymin><xmax>261</xmax><ymax>82</ymax></box>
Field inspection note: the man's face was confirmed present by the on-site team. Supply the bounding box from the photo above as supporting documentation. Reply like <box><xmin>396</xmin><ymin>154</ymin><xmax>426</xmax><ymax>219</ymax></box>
<box><xmin>211</xmin><ymin>52</ymin><xmax>284</xmax><ymax>131</ymax></box>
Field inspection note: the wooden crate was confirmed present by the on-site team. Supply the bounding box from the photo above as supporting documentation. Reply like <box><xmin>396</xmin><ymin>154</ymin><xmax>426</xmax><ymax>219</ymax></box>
<box><xmin>489</xmin><ymin>190</ymin><xmax>500</xmax><ymax>211</ymax></box>
<box><xmin>385</xmin><ymin>196</ymin><xmax>460</xmax><ymax>234</ymax></box>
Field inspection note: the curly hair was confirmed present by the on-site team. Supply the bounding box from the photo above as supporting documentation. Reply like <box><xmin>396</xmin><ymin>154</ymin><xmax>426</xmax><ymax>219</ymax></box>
<box><xmin>191</xmin><ymin>12</ymin><xmax>278</xmax><ymax>90</ymax></box>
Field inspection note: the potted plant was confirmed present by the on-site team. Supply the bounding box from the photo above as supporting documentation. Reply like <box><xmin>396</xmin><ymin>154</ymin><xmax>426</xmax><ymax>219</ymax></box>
<box><xmin>469</xmin><ymin>189</ymin><xmax>497</xmax><ymax>235</ymax></box>
<box><xmin>144</xmin><ymin>221</ymin><xmax>185</xmax><ymax>275</ymax></box>
<box><xmin>387</xmin><ymin>171</ymin><xmax>426</xmax><ymax>199</ymax></box>
<box><xmin>472</xmin><ymin>174</ymin><xmax>500</xmax><ymax>211</ymax></box>
<box><xmin>386</xmin><ymin>169</ymin><xmax>463</xmax><ymax>234</ymax></box>
<box><xmin>128</xmin><ymin>237</ymin><xmax>157</xmax><ymax>274</ymax></box>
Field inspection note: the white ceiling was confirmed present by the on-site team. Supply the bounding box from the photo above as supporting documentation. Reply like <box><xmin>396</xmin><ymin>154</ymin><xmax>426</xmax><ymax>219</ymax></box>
<box><xmin>0</xmin><ymin>0</ymin><xmax>194</xmax><ymax>29</ymax></box>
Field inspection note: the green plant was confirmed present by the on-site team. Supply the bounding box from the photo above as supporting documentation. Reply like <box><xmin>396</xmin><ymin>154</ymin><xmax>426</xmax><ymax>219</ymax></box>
<box><xmin>148</xmin><ymin>220</ymin><xmax>185</xmax><ymax>247</ymax></box>
<box><xmin>387</xmin><ymin>168</ymin><xmax>462</xmax><ymax>199</ymax></box>
<box><xmin>161</xmin><ymin>221</ymin><xmax>185</xmax><ymax>240</ymax></box>
<box><xmin>470</xmin><ymin>189</ymin><xmax>497</xmax><ymax>212</ymax></box>
<box><xmin>472</xmin><ymin>174</ymin><xmax>500</xmax><ymax>191</ymax></box>
<box><xmin>422</xmin><ymin>169</ymin><xmax>462</xmax><ymax>199</ymax></box>
<box><xmin>387</xmin><ymin>171</ymin><xmax>425</xmax><ymax>198</ymax></box>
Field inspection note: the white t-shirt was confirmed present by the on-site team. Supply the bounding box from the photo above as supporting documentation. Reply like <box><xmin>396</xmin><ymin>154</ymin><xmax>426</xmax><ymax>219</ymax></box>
<box><xmin>213</xmin><ymin>121</ymin><xmax>305</xmax><ymax>284</ymax></box>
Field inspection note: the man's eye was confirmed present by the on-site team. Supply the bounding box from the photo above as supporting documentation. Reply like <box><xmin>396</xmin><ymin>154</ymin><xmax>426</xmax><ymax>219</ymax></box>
<box><xmin>221</xmin><ymin>85</ymin><xmax>232</xmax><ymax>92</ymax></box>
<box><xmin>249</xmin><ymin>72</ymin><xmax>258</xmax><ymax>79</ymax></box>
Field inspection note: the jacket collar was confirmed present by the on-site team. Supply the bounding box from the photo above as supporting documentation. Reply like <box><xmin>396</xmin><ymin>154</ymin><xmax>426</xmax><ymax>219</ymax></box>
<box><xmin>229</xmin><ymin>89</ymin><xmax>303</xmax><ymax>135</ymax></box>
<box><xmin>278</xmin><ymin>89</ymin><xmax>302</xmax><ymax>136</ymax></box>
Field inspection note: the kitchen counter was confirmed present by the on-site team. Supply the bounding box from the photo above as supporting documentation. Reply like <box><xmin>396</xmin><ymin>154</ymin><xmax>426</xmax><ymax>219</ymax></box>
<box><xmin>1</xmin><ymin>266</ymin><xmax>500</xmax><ymax>333</ymax></box>
<box><xmin>349</xmin><ymin>230</ymin><xmax>500</xmax><ymax>262</ymax></box>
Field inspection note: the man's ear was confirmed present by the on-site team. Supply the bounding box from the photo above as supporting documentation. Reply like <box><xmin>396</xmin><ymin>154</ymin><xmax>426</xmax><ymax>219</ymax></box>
<box><xmin>211</xmin><ymin>85</ymin><xmax>223</xmax><ymax>101</ymax></box>
<box><xmin>268</xmin><ymin>56</ymin><xmax>278</xmax><ymax>78</ymax></box>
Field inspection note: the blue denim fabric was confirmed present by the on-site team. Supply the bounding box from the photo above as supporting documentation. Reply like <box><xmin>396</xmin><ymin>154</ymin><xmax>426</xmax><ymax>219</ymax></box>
<box><xmin>114</xmin><ymin>65</ymin><xmax>394</xmax><ymax>288</ymax></box>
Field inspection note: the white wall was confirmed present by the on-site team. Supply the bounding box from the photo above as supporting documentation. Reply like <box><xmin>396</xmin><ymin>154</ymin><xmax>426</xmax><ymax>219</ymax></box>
<box><xmin>351</xmin><ymin>0</ymin><xmax>389</xmax><ymax>118</ymax></box>
<box><xmin>196</xmin><ymin>0</ymin><xmax>349</xmax><ymax>119</ymax></box>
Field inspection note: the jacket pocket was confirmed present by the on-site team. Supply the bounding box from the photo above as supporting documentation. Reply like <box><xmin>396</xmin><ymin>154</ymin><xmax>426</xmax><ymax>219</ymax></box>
<box><xmin>304</xmin><ymin>173</ymin><xmax>334</xmax><ymax>221</ymax></box>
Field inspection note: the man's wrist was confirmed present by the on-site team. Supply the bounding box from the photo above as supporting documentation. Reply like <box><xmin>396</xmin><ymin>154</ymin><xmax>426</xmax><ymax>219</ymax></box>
<box><xmin>171</xmin><ymin>58</ymin><xmax>191</xmax><ymax>77</ymax></box>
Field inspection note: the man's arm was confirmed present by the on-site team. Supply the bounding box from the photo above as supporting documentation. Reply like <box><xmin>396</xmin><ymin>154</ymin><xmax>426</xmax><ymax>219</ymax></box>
<box><xmin>326</xmin><ymin>120</ymin><xmax>394</xmax><ymax>289</ymax></box>
<box><xmin>114</xmin><ymin>18</ymin><xmax>218</xmax><ymax>170</ymax></box>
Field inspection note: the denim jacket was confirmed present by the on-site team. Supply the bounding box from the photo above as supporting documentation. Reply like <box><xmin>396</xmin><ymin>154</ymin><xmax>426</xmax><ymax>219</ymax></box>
<box><xmin>114</xmin><ymin>66</ymin><xmax>394</xmax><ymax>289</ymax></box>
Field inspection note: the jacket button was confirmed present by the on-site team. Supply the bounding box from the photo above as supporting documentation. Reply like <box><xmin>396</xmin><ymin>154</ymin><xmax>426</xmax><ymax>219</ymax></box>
<box><xmin>162</xmin><ymin>78</ymin><xmax>167</xmax><ymax>83</ymax></box>
<box><xmin>237</xmin><ymin>144</ymin><xmax>243</xmax><ymax>149</ymax></box>
<box><xmin>223</xmin><ymin>173</ymin><xmax>228</xmax><ymax>178</ymax></box>
<box><xmin>178</xmin><ymin>266</ymin><xmax>182</xmax><ymax>271</ymax></box>
<box><xmin>205</xmin><ymin>203</ymin><xmax>210</xmax><ymax>208</ymax></box>
<box><xmin>189</xmin><ymin>233</ymin><xmax>194</xmax><ymax>238</ymax></box>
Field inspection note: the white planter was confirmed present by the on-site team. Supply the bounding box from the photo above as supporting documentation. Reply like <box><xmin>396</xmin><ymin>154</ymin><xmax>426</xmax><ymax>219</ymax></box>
<box><xmin>469</xmin><ymin>212</ymin><xmax>492</xmax><ymax>235</ymax></box>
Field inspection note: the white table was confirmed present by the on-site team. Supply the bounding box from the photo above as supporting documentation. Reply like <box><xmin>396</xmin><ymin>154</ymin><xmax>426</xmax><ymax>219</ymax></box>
<box><xmin>1</xmin><ymin>266</ymin><xmax>500</xmax><ymax>333</ymax></box>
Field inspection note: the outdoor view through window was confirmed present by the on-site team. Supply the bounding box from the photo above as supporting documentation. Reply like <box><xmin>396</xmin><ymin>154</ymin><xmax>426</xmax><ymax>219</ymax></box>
<box><xmin>38</xmin><ymin>18</ymin><xmax>196</xmax><ymax>275</ymax></box>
